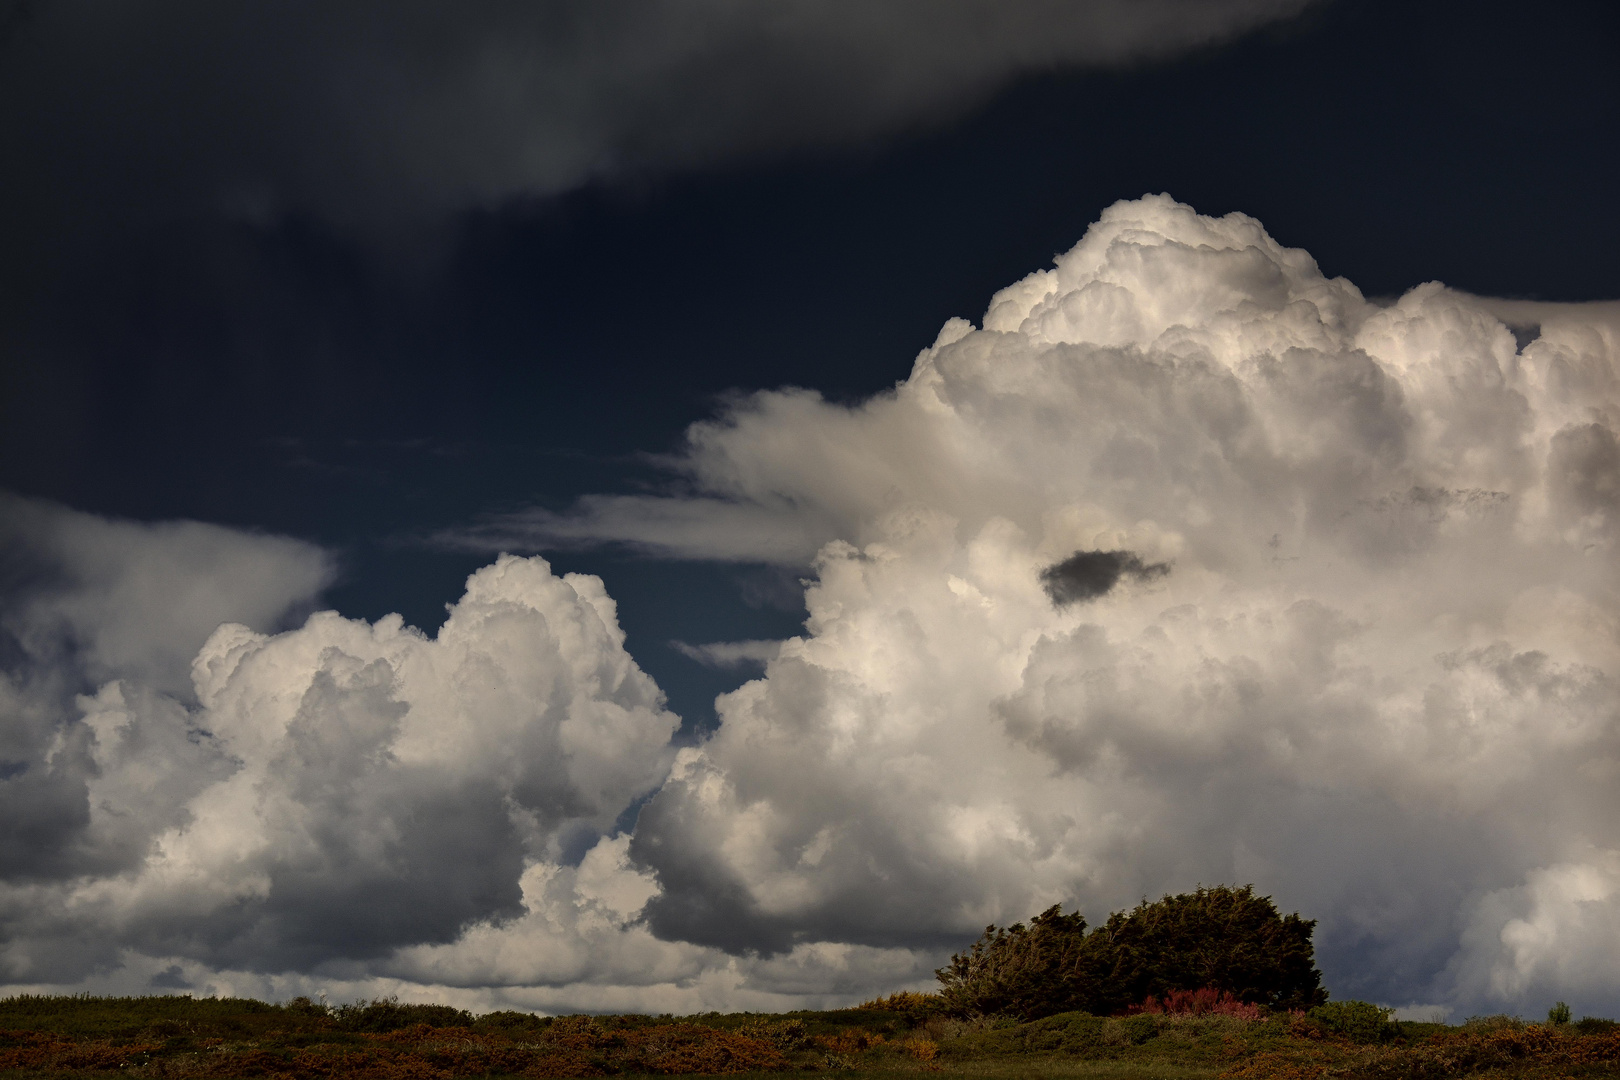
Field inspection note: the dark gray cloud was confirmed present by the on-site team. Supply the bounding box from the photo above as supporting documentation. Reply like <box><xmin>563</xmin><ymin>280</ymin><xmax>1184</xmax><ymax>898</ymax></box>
<box><xmin>0</xmin><ymin>0</ymin><xmax>1310</xmax><ymax>250</ymax></box>
<box><xmin>1039</xmin><ymin>549</ymin><xmax>1169</xmax><ymax>605</ymax></box>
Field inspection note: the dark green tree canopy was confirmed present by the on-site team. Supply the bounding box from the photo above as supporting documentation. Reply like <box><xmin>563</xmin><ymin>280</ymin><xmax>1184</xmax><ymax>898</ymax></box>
<box><xmin>934</xmin><ymin>904</ymin><xmax>1091</xmax><ymax>1020</ymax></box>
<box><xmin>936</xmin><ymin>885</ymin><xmax>1326</xmax><ymax>1021</ymax></box>
<box><xmin>1084</xmin><ymin>885</ymin><xmax>1325</xmax><ymax>1014</ymax></box>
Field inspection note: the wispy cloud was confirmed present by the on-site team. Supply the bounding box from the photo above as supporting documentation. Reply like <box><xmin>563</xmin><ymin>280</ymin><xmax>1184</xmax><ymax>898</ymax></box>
<box><xmin>670</xmin><ymin>640</ymin><xmax>783</xmax><ymax>670</ymax></box>
<box><xmin>438</xmin><ymin>496</ymin><xmax>837</xmax><ymax>565</ymax></box>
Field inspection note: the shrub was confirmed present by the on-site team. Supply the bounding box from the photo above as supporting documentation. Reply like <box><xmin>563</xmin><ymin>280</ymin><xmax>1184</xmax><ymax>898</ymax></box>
<box><xmin>332</xmin><ymin>995</ymin><xmax>473</xmax><ymax>1032</ymax></box>
<box><xmin>935</xmin><ymin>904</ymin><xmax>1093</xmax><ymax>1020</ymax></box>
<box><xmin>1085</xmin><ymin>885</ymin><xmax>1326</xmax><ymax>1014</ymax></box>
<box><xmin>735</xmin><ymin>1017</ymin><xmax>810</xmax><ymax>1050</ymax></box>
<box><xmin>814</xmin><ymin>1028</ymin><xmax>887</xmax><ymax>1053</ymax></box>
<box><xmin>1548</xmin><ymin>1000</ymin><xmax>1572</xmax><ymax>1025</ymax></box>
<box><xmin>475</xmin><ymin>1009</ymin><xmax>552</xmax><ymax>1034</ymax></box>
<box><xmin>1308</xmin><ymin>1000</ymin><xmax>1398</xmax><ymax>1043</ymax></box>
<box><xmin>899</xmin><ymin>1035</ymin><xmax>938</xmax><ymax>1060</ymax></box>
<box><xmin>1134</xmin><ymin>987</ymin><xmax>1265</xmax><ymax>1019</ymax></box>
<box><xmin>1106</xmin><ymin>1015</ymin><xmax>1161</xmax><ymax>1045</ymax></box>
<box><xmin>856</xmin><ymin>991</ymin><xmax>941</xmax><ymax>1015</ymax></box>
<box><xmin>936</xmin><ymin>885</ymin><xmax>1325</xmax><ymax>1020</ymax></box>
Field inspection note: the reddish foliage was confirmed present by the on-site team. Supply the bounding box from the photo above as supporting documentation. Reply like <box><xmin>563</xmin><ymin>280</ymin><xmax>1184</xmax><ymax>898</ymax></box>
<box><xmin>1132</xmin><ymin>987</ymin><xmax>1265</xmax><ymax>1019</ymax></box>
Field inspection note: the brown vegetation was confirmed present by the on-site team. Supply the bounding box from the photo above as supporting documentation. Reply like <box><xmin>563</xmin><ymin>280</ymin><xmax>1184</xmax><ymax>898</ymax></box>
<box><xmin>1223</xmin><ymin>1016</ymin><xmax>1620</xmax><ymax>1079</ymax></box>
<box><xmin>0</xmin><ymin>1007</ymin><xmax>792</xmax><ymax>1078</ymax></box>
<box><xmin>3</xmin><ymin>983</ymin><xmax>1617</xmax><ymax>1079</ymax></box>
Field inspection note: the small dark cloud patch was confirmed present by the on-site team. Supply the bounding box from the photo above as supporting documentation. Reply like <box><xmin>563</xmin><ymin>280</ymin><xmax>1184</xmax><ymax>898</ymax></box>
<box><xmin>1509</xmin><ymin>324</ymin><xmax>1541</xmax><ymax>352</ymax></box>
<box><xmin>149</xmin><ymin>965</ymin><xmax>191</xmax><ymax>990</ymax></box>
<box><xmin>1040</xmin><ymin>550</ymin><xmax>1170</xmax><ymax>606</ymax></box>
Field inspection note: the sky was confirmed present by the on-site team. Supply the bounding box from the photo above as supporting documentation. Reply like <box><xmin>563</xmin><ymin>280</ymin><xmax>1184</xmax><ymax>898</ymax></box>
<box><xmin>2</xmin><ymin>0</ymin><xmax>1620</xmax><ymax>1020</ymax></box>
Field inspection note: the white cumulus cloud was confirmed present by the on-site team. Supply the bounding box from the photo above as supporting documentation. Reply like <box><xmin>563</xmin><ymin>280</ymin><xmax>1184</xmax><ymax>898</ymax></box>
<box><xmin>593</xmin><ymin>195</ymin><xmax>1620</xmax><ymax>1014</ymax></box>
<box><xmin>0</xmin><ymin>553</ymin><xmax>681</xmax><ymax>988</ymax></box>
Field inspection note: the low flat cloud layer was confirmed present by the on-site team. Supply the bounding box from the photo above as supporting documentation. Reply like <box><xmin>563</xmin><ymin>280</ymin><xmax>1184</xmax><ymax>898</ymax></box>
<box><xmin>6</xmin><ymin>196</ymin><xmax>1620</xmax><ymax>1017</ymax></box>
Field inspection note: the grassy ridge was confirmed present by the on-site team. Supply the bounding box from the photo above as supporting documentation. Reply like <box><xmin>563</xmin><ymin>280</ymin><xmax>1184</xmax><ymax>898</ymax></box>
<box><xmin>1</xmin><ymin>995</ymin><xmax>1618</xmax><ymax>1078</ymax></box>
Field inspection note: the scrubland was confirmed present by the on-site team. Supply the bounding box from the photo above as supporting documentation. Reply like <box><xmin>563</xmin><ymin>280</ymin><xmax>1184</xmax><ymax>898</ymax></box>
<box><xmin>1</xmin><ymin>992</ymin><xmax>1618</xmax><ymax>1080</ymax></box>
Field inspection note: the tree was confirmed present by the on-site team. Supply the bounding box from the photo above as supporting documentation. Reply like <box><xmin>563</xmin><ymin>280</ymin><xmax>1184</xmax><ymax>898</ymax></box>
<box><xmin>1084</xmin><ymin>885</ymin><xmax>1325</xmax><ymax>1014</ymax></box>
<box><xmin>936</xmin><ymin>885</ymin><xmax>1326</xmax><ymax>1020</ymax></box>
<box><xmin>934</xmin><ymin>905</ymin><xmax>1093</xmax><ymax>1020</ymax></box>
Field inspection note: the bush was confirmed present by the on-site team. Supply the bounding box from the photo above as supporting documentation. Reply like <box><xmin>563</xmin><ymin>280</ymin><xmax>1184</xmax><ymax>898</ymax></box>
<box><xmin>474</xmin><ymin>1009</ymin><xmax>552</xmax><ymax>1034</ymax></box>
<box><xmin>936</xmin><ymin>885</ymin><xmax>1326</xmax><ymax>1020</ymax></box>
<box><xmin>1133</xmin><ymin>987</ymin><xmax>1265</xmax><ymax>1019</ymax></box>
<box><xmin>735</xmin><ymin>1017</ymin><xmax>811</xmax><ymax>1050</ymax></box>
<box><xmin>1548</xmin><ymin>1000</ymin><xmax>1572</xmax><ymax>1025</ymax></box>
<box><xmin>856</xmin><ymin>991</ymin><xmax>940</xmax><ymax>1015</ymax></box>
<box><xmin>1308</xmin><ymin>1000</ymin><xmax>1398</xmax><ymax>1043</ymax></box>
<box><xmin>331</xmin><ymin>996</ymin><xmax>473</xmax><ymax>1032</ymax></box>
<box><xmin>283</xmin><ymin>995</ymin><xmax>330</xmax><ymax>1018</ymax></box>
<box><xmin>935</xmin><ymin>905</ymin><xmax>1092</xmax><ymax>1020</ymax></box>
<box><xmin>1085</xmin><ymin>885</ymin><xmax>1325</xmax><ymax>1014</ymax></box>
<box><xmin>854</xmin><ymin>991</ymin><xmax>941</xmax><ymax>1025</ymax></box>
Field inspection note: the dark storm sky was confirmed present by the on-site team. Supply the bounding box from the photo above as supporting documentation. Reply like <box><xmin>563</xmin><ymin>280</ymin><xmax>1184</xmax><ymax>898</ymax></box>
<box><xmin>3</xmin><ymin>0</ymin><xmax>1618</xmax><ymax>731</ymax></box>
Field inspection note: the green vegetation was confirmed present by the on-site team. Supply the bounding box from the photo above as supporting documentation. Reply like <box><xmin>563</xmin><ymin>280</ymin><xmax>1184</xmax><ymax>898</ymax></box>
<box><xmin>935</xmin><ymin>903</ymin><xmax>1093</xmax><ymax>1021</ymax></box>
<box><xmin>1</xmin><ymin>889</ymin><xmax>1614</xmax><ymax>1078</ymax></box>
<box><xmin>2</xmin><ymin>994</ymin><xmax>1617</xmax><ymax>1079</ymax></box>
<box><xmin>1304</xmin><ymin>1000</ymin><xmax>1399</xmax><ymax>1044</ymax></box>
<box><xmin>936</xmin><ymin>886</ymin><xmax>1325</xmax><ymax>1021</ymax></box>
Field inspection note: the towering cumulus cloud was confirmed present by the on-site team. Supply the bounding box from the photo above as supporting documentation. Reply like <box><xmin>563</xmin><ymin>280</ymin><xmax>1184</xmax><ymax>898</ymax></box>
<box><xmin>574</xmin><ymin>195</ymin><xmax>1616</xmax><ymax>1015</ymax></box>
